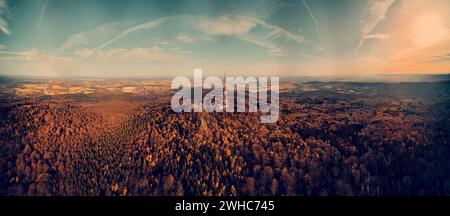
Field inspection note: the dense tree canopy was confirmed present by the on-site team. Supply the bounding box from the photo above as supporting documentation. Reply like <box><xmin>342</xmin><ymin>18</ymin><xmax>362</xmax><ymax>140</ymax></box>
<box><xmin>0</xmin><ymin>89</ymin><xmax>449</xmax><ymax>196</ymax></box>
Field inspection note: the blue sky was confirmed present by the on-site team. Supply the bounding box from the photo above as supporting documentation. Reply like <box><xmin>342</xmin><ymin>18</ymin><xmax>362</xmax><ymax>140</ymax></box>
<box><xmin>0</xmin><ymin>0</ymin><xmax>449</xmax><ymax>77</ymax></box>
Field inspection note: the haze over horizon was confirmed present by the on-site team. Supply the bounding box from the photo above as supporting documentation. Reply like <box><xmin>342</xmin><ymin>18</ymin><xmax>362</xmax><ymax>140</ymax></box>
<box><xmin>0</xmin><ymin>0</ymin><xmax>449</xmax><ymax>78</ymax></box>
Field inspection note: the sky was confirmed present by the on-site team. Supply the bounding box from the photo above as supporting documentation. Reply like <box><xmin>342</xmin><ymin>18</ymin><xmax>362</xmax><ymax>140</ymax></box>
<box><xmin>0</xmin><ymin>0</ymin><xmax>449</xmax><ymax>78</ymax></box>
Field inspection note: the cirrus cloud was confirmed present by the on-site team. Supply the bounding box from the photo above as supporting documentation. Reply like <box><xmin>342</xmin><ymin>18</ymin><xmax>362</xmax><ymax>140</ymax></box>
<box><xmin>364</xmin><ymin>33</ymin><xmax>390</xmax><ymax>40</ymax></box>
<box><xmin>0</xmin><ymin>0</ymin><xmax>10</xmax><ymax>35</ymax></box>
<box><xmin>354</xmin><ymin>0</ymin><xmax>396</xmax><ymax>53</ymax></box>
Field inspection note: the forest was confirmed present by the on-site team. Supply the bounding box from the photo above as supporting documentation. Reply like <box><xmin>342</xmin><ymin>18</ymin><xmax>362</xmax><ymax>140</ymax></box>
<box><xmin>0</xmin><ymin>81</ymin><xmax>449</xmax><ymax>196</ymax></box>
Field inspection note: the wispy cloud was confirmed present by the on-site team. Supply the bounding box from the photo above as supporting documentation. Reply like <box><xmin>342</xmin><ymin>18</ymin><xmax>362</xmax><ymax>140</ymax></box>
<box><xmin>257</xmin><ymin>19</ymin><xmax>305</xmax><ymax>43</ymax></box>
<box><xmin>60</xmin><ymin>15</ymin><xmax>307</xmax><ymax>58</ymax></box>
<box><xmin>75</xmin><ymin>47</ymin><xmax>186</xmax><ymax>63</ymax></box>
<box><xmin>0</xmin><ymin>48</ymin><xmax>57</xmax><ymax>61</ymax></box>
<box><xmin>301</xmin><ymin>0</ymin><xmax>326</xmax><ymax>53</ymax></box>
<box><xmin>37</xmin><ymin>0</ymin><xmax>49</xmax><ymax>29</ymax></box>
<box><xmin>0</xmin><ymin>0</ymin><xmax>10</xmax><ymax>35</ymax></box>
<box><xmin>197</xmin><ymin>15</ymin><xmax>306</xmax><ymax>43</ymax></box>
<box><xmin>0</xmin><ymin>47</ymin><xmax>189</xmax><ymax>77</ymax></box>
<box><xmin>0</xmin><ymin>49</ymin><xmax>75</xmax><ymax>77</ymax></box>
<box><xmin>431</xmin><ymin>53</ymin><xmax>450</xmax><ymax>62</ymax></box>
<box><xmin>364</xmin><ymin>33</ymin><xmax>390</xmax><ymax>40</ymax></box>
<box><xmin>237</xmin><ymin>34</ymin><xmax>288</xmax><ymax>57</ymax></box>
<box><xmin>58</xmin><ymin>20</ymin><xmax>138</xmax><ymax>52</ymax></box>
<box><xmin>196</xmin><ymin>15</ymin><xmax>306</xmax><ymax>56</ymax></box>
<box><xmin>176</xmin><ymin>34</ymin><xmax>195</xmax><ymax>43</ymax></box>
<box><xmin>74</xmin><ymin>38</ymin><xmax>191</xmax><ymax>63</ymax></box>
<box><xmin>354</xmin><ymin>0</ymin><xmax>395</xmax><ymax>53</ymax></box>
<box><xmin>197</xmin><ymin>16</ymin><xmax>258</xmax><ymax>35</ymax></box>
<box><xmin>95</xmin><ymin>17</ymin><xmax>174</xmax><ymax>50</ymax></box>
